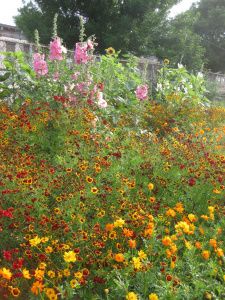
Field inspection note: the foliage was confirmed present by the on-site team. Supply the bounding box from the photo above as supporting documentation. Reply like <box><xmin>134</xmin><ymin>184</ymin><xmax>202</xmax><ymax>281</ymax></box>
<box><xmin>0</xmin><ymin>34</ymin><xmax>225</xmax><ymax>300</ymax></box>
<box><xmin>155</xmin><ymin>61</ymin><xmax>208</xmax><ymax>108</ymax></box>
<box><xmin>193</xmin><ymin>0</ymin><xmax>225</xmax><ymax>72</ymax></box>
<box><xmin>14</xmin><ymin>0</ymin><xmax>180</xmax><ymax>54</ymax></box>
<box><xmin>161</xmin><ymin>11</ymin><xmax>205</xmax><ymax>71</ymax></box>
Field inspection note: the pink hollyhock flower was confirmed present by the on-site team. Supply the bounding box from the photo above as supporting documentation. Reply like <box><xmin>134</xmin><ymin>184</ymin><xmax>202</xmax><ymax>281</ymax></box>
<box><xmin>49</xmin><ymin>37</ymin><xmax>63</xmax><ymax>61</ymax></box>
<box><xmin>74</xmin><ymin>42</ymin><xmax>89</xmax><ymax>64</ymax></box>
<box><xmin>71</xmin><ymin>72</ymin><xmax>80</xmax><ymax>80</ymax></box>
<box><xmin>33</xmin><ymin>53</ymin><xmax>48</xmax><ymax>76</ymax></box>
<box><xmin>135</xmin><ymin>84</ymin><xmax>148</xmax><ymax>100</ymax></box>
<box><xmin>87</xmin><ymin>39</ymin><xmax>94</xmax><ymax>50</ymax></box>
<box><xmin>97</xmin><ymin>92</ymin><xmax>108</xmax><ymax>108</ymax></box>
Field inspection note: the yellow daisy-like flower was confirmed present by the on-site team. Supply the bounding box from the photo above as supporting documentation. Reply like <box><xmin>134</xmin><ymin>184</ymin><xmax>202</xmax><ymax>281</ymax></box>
<box><xmin>114</xmin><ymin>218</ymin><xmax>125</xmax><ymax>228</ymax></box>
<box><xmin>63</xmin><ymin>251</ymin><xmax>76</xmax><ymax>263</ymax></box>
<box><xmin>22</xmin><ymin>268</ymin><xmax>31</xmax><ymax>279</ymax></box>
<box><xmin>149</xmin><ymin>293</ymin><xmax>159</xmax><ymax>300</ymax></box>
<box><xmin>29</xmin><ymin>236</ymin><xmax>41</xmax><ymax>247</ymax></box>
<box><xmin>126</xmin><ymin>291</ymin><xmax>138</xmax><ymax>300</ymax></box>
<box><xmin>105</xmin><ymin>47</ymin><xmax>116</xmax><ymax>55</ymax></box>
<box><xmin>148</xmin><ymin>183</ymin><xmax>154</xmax><ymax>191</ymax></box>
<box><xmin>0</xmin><ymin>268</ymin><xmax>12</xmax><ymax>280</ymax></box>
<box><xmin>138</xmin><ymin>250</ymin><xmax>147</xmax><ymax>260</ymax></box>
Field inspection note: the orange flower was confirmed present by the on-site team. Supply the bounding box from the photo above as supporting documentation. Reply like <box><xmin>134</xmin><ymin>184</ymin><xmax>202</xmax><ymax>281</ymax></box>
<box><xmin>195</xmin><ymin>241</ymin><xmax>202</xmax><ymax>249</ymax></box>
<box><xmin>105</xmin><ymin>223</ymin><xmax>114</xmax><ymax>232</ymax></box>
<box><xmin>31</xmin><ymin>281</ymin><xmax>44</xmax><ymax>295</ymax></box>
<box><xmin>162</xmin><ymin>236</ymin><xmax>172</xmax><ymax>246</ymax></box>
<box><xmin>114</xmin><ymin>253</ymin><xmax>125</xmax><ymax>262</ymax></box>
<box><xmin>209</xmin><ymin>239</ymin><xmax>217</xmax><ymax>248</ymax></box>
<box><xmin>202</xmin><ymin>250</ymin><xmax>210</xmax><ymax>260</ymax></box>
<box><xmin>128</xmin><ymin>239</ymin><xmax>136</xmax><ymax>249</ymax></box>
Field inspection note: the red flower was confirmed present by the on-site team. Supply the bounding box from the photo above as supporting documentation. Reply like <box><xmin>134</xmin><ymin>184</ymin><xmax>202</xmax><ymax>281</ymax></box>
<box><xmin>188</xmin><ymin>178</ymin><xmax>196</xmax><ymax>186</ymax></box>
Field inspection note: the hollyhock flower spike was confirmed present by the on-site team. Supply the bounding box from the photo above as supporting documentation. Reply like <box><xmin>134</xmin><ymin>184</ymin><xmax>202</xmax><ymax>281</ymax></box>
<box><xmin>49</xmin><ymin>37</ymin><xmax>63</xmax><ymax>61</ymax></box>
<box><xmin>33</xmin><ymin>53</ymin><xmax>48</xmax><ymax>76</ymax></box>
<box><xmin>74</xmin><ymin>42</ymin><xmax>89</xmax><ymax>64</ymax></box>
<box><xmin>135</xmin><ymin>84</ymin><xmax>148</xmax><ymax>100</ymax></box>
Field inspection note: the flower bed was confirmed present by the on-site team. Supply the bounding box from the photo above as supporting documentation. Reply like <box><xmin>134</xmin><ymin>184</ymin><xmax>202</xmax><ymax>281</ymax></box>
<box><xmin>0</xmin><ymin>34</ymin><xmax>224</xmax><ymax>300</ymax></box>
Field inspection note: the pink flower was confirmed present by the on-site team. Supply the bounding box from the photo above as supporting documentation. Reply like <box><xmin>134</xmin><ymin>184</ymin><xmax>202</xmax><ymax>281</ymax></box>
<box><xmin>71</xmin><ymin>72</ymin><xmax>80</xmax><ymax>80</ymax></box>
<box><xmin>135</xmin><ymin>84</ymin><xmax>148</xmax><ymax>100</ymax></box>
<box><xmin>33</xmin><ymin>53</ymin><xmax>48</xmax><ymax>76</ymax></box>
<box><xmin>97</xmin><ymin>92</ymin><xmax>108</xmax><ymax>108</ymax></box>
<box><xmin>49</xmin><ymin>37</ymin><xmax>63</xmax><ymax>61</ymax></box>
<box><xmin>87</xmin><ymin>39</ymin><xmax>94</xmax><ymax>50</ymax></box>
<box><xmin>74</xmin><ymin>42</ymin><xmax>89</xmax><ymax>64</ymax></box>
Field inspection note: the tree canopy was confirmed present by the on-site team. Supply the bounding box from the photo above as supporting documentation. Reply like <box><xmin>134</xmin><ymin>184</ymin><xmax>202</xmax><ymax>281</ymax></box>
<box><xmin>15</xmin><ymin>0</ymin><xmax>180</xmax><ymax>55</ymax></box>
<box><xmin>193</xmin><ymin>0</ymin><xmax>225</xmax><ymax>72</ymax></box>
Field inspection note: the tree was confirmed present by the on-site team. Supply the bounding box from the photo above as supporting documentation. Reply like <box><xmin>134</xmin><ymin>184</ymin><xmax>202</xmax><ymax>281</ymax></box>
<box><xmin>193</xmin><ymin>0</ymin><xmax>225</xmax><ymax>72</ymax></box>
<box><xmin>15</xmin><ymin>0</ymin><xmax>180</xmax><ymax>54</ymax></box>
<box><xmin>159</xmin><ymin>10</ymin><xmax>205</xmax><ymax>71</ymax></box>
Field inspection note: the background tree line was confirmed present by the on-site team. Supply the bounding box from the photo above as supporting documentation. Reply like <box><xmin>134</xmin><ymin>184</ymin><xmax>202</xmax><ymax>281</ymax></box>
<box><xmin>15</xmin><ymin>0</ymin><xmax>225</xmax><ymax>72</ymax></box>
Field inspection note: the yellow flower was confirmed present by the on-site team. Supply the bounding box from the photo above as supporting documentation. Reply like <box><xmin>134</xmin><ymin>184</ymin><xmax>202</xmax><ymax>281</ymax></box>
<box><xmin>164</xmin><ymin>58</ymin><xmax>170</xmax><ymax>65</ymax></box>
<box><xmin>148</xmin><ymin>183</ymin><xmax>154</xmax><ymax>191</ymax></box>
<box><xmin>126</xmin><ymin>291</ymin><xmax>138</xmax><ymax>300</ymax></box>
<box><xmin>29</xmin><ymin>236</ymin><xmax>41</xmax><ymax>247</ymax></box>
<box><xmin>138</xmin><ymin>250</ymin><xmax>147</xmax><ymax>260</ymax></box>
<box><xmin>105</xmin><ymin>47</ymin><xmax>116</xmax><ymax>55</ymax></box>
<box><xmin>74</xmin><ymin>271</ymin><xmax>83</xmax><ymax>279</ymax></box>
<box><xmin>64</xmin><ymin>251</ymin><xmax>76</xmax><ymax>263</ymax></box>
<box><xmin>45</xmin><ymin>246</ymin><xmax>53</xmax><ymax>253</ymax></box>
<box><xmin>216</xmin><ymin>248</ymin><xmax>224</xmax><ymax>257</ymax></box>
<box><xmin>47</xmin><ymin>270</ymin><xmax>55</xmax><ymax>278</ymax></box>
<box><xmin>63</xmin><ymin>269</ymin><xmax>71</xmax><ymax>277</ymax></box>
<box><xmin>70</xmin><ymin>279</ymin><xmax>78</xmax><ymax>288</ymax></box>
<box><xmin>132</xmin><ymin>257</ymin><xmax>142</xmax><ymax>270</ymax></box>
<box><xmin>114</xmin><ymin>218</ymin><xmax>125</xmax><ymax>228</ymax></box>
<box><xmin>0</xmin><ymin>268</ymin><xmax>12</xmax><ymax>280</ymax></box>
<box><xmin>22</xmin><ymin>268</ymin><xmax>31</xmax><ymax>279</ymax></box>
<box><xmin>149</xmin><ymin>293</ymin><xmax>159</xmax><ymax>300</ymax></box>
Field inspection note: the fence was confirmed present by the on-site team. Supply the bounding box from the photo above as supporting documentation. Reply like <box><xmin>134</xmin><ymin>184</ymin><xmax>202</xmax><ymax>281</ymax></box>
<box><xmin>1</xmin><ymin>36</ymin><xmax>225</xmax><ymax>101</ymax></box>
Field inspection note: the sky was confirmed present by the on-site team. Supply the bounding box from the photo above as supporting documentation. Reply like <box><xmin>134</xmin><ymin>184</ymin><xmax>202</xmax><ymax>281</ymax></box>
<box><xmin>0</xmin><ymin>0</ymin><xmax>198</xmax><ymax>26</ymax></box>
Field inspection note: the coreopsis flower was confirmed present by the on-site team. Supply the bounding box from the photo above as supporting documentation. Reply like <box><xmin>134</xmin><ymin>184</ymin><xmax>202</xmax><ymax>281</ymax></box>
<box><xmin>114</xmin><ymin>218</ymin><xmax>125</xmax><ymax>228</ymax></box>
<box><xmin>148</xmin><ymin>183</ymin><xmax>154</xmax><ymax>191</ymax></box>
<box><xmin>126</xmin><ymin>292</ymin><xmax>138</xmax><ymax>300</ymax></box>
<box><xmin>135</xmin><ymin>84</ymin><xmax>148</xmax><ymax>100</ymax></box>
<box><xmin>31</xmin><ymin>281</ymin><xmax>44</xmax><ymax>295</ymax></box>
<box><xmin>22</xmin><ymin>268</ymin><xmax>31</xmax><ymax>279</ymax></box>
<box><xmin>114</xmin><ymin>253</ymin><xmax>125</xmax><ymax>262</ymax></box>
<box><xmin>63</xmin><ymin>251</ymin><xmax>76</xmax><ymax>263</ymax></box>
<box><xmin>33</xmin><ymin>53</ymin><xmax>48</xmax><ymax>76</ymax></box>
<box><xmin>138</xmin><ymin>250</ymin><xmax>147</xmax><ymax>260</ymax></box>
<box><xmin>132</xmin><ymin>257</ymin><xmax>142</xmax><ymax>270</ymax></box>
<box><xmin>162</xmin><ymin>236</ymin><xmax>172</xmax><ymax>246</ymax></box>
<box><xmin>0</xmin><ymin>268</ymin><xmax>12</xmax><ymax>280</ymax></box>
<box><xmin>29</xmin><ymin>236</ymin><xmax>41</xmax><ymax>247</ymax></box>
<box><xmin>74</xmin><ymin>42</ymin><xmax>89</xmax><ymax>64</ymax></box>
<box><xmin>149</xmin><ymin>293</ymin><xmax>159</xmax><ymax>300</ymax></box>
<box><xmin>10</xmin><ymin>287</ymin><xmax>20</xmax><ymax>298</ymax></box>
<box><xmin>49</xmin><ymin>37</ymin><xmax>64</xmax><ymax>61</ymax></box>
